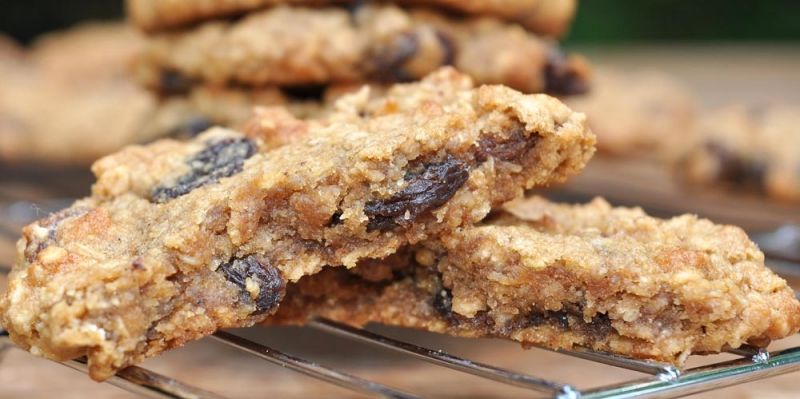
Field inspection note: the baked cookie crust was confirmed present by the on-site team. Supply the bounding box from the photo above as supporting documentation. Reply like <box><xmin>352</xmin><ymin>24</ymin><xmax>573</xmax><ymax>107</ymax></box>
<box><xmin>0</xmin><ymin>69</ymin><xmax>594</xmax><ymax>380</ymax></box>
<box><xmin>0</xmin><ymin>23</ymin><xmax>332</xmax><ymax>165</ymax></box>
<box><xmin>133</xmin><ymin>4</ymin><xmax>590</xmax><ymax>94</ymax></box>
<box><xmin>127</xmin><ymin>0</ymin><xmax>577</xmax><ymax>38</ymax></box>
<box><xmin>271</xmin><ymin>196</ymin><xmax>800</xmax><ymax>366</ymax></box>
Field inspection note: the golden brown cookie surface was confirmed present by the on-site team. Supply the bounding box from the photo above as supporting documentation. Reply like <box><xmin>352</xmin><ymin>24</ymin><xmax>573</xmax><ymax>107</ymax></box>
<box><xmin>127</xmin><ymin>0</ymin><xmax>577</xmax><ymax>38</ymax></box>
<box><xmin>271</xmin><ymin>196</ymin><xmax>800</xmax><ymax>367</ymax></box>
<box><xmin>0</xmin><ymin>69</ymin><xmax>594</xmax><ymax>380</ymax></box>
<box><xmin>134</xmin><ymin>4</ymin><xmax>589</xmax><ymax>95</ymax></box>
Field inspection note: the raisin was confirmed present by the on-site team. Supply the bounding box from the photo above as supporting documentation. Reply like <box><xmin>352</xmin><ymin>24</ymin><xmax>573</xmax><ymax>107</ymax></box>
<box><xmin>434</xmin><ymin>30</ymin><xmax>456</xmax><ymax>66</ymax></box>
<box><xmin>432</xmin><ymin>284</ymin><xmax>461</xmax><ymax>325</ymax></box>
<box><xmin>281</xmin><ymin>84</ymin><xmax>327</xmax><ymax>101</ymax></box>
<box><xmin>327</xmin><ymin>210</ymin><xmax>343</xmax><ymax>227</ymax></box>
<box><xmin>431</xmin><ymin>279</ymin><xmax>494</xmax><ymax>331</ymax></box>
<box><xmin>527</xmin><ymin>312</ymin><xmax>545</xmax><ymax>327</ymax></box>
<box><xmin>551</xmin><ymin>311</ymin><xmax>571</xmax><ymax>329</ymax></box>
<box><xmin>527</xmin><ymin>310</ymin><xmax>570</xmax><ymax>329</ymax></box>
<box><xmin>218</xmin><ymin>255</ymin><xmax>285</xmax><ymax>315</ymax></box>
<box><xmin>159</xmin><ymin>69</ymin><xmax>194</xmax><ymax>94</ymax></box>
<box><xmin>588</xmin><ymin>313</ymin><xmax>614</xmax><ymax>340</ymax></box>
<box><xmin>470</xmin><ymin>312</ymin><xmax>496</xmax><ymax>330</ymax></box>
<box><xmin>151</xmin><ymin>137</ymin><xmax>256</xmax><ymax>202</ymax></box>
<box><xmin>509</xmin><ymin>304</ymin><xmax>615</xmax><ymax>338</ymax></box>
<box><xmin>370</xmin><ymin>32</ymin><xmax>419</xmax><ymax>82</ymax></box>
<box><xmin>705</xmin><ymin>141</ymin><xmax>766</xmax><ymax>189</ymax></box>
<box><xmin>544</xmin><ymin>47</ymin><xmax>589</xmax><ymax>96</ymax></box>
<box><xmin>24</xmin><ymin>206</ymin><xmax>90</xmax><ymax>263</ymax></box>
<box><xmin>39</xmin><ymin>206</ymin><xmax>90</xmax><ymax>231</ymax></box>
<box><xmin>364</xmin><ymin>156</ymin><xmax>469</xmax><ymax>232</ymax></box>
<box><xmin>476</xmin><ymin>126</ymin><xmax>538</xmax><ymax>163</ymax></box>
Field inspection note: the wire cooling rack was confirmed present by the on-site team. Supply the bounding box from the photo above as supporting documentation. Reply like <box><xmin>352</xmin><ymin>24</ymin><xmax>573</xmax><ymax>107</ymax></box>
<box><xmin>2</xmin><ymin>171</ymin><xmax>799</xmax><ymax>398</ymax></box>
<box><xmin>1</xmin><ymin>219</ymin><xmax>799</xmax><ymax>398</ymax></box>
<box><xmin>1</xmin><ymin>306</ymin><xmax>799</xmax><ymax>398</ymax></box>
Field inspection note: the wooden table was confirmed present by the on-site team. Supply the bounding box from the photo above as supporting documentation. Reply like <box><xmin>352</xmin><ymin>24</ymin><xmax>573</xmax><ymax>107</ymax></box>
<box><xmin>1</xmin><ymin>44</ymin><xmax>799</xmax><ymax>398</ymax></box>
<box><xmin>2</xmin><ymin>323</ymin><xmax>799</xmax><ymax>399</ymax></box>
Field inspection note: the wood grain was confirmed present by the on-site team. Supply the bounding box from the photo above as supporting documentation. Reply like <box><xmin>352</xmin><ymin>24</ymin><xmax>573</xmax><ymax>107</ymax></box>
<box><xmin>0</xmin><ymin>44</ymin><xmax>799</xmax><ymax>398</ymax></box>
<box><xmin>1</xmin><ymin>326</ymin><xmax>799</xmax><ymax>399</ymax></box>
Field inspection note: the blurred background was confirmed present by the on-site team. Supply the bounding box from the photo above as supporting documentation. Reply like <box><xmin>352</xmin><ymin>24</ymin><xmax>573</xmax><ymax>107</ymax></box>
<box><xmin>4</xmin><ymin>0</ymin><xmax>800</xmax><ymax>43</ymax></box>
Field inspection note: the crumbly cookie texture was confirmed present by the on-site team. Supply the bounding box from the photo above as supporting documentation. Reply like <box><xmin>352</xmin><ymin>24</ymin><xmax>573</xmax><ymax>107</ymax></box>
<box><xmin>678</xmin><ymin>104</ymin><xmax>800</xmax><ymax>202</ymax></box>
<box><xmin>271</xmin><ymin>196</ymin><xmax>800</xmax><ymax>366</ymax></box>
<box><xmin>133</xmin><ymin>4</ymin><xmax>590</xmax><ymax>95</ymax></box>
<box><xmin>564</xmin><ymin>68</ymin><xmax>697</xmax><ymax>160</ymax></box>
<box><xmin>126</xmin><ymin>0</ymin><xmax>576</xmax><ymax>38</ymax></box>
<box><xmin>0</xmin><ymin>69</ymin><xmax>594</xmax><ymax>380</ymax></box>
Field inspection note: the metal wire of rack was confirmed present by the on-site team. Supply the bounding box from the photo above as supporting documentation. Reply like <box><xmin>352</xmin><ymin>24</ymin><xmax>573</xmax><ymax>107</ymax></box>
<box><xmin>2</xmin><ymin>159</ymin><xmax>800</xmax><ymax>398</ymax></box>
<box><xmin>2</xmin><ymin>220</ymin><xmax>800</xmax><ymax>399</ymax></box>
<box><xmin>2</xmin><ymin>310</ymin><xmax>800</xmax><ymax>399</ymax></box>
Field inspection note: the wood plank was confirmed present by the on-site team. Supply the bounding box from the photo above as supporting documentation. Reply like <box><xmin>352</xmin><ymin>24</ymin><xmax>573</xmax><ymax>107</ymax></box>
<box><xmin>1</xmin><ymin>44</ymin><xmax>799</xmax><ymax>398</ymax></box>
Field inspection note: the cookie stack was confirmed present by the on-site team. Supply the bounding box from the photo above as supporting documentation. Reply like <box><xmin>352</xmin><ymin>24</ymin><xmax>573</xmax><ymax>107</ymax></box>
<box><xmin>0</xmin><ymin>1</ymin><xmax>590</xmax><ymax>166</ymax></box>
<box><xmin>4</xmin><ymin>69</ymin><xmax>800</xmax><ymax>382</ymax></box>
<box><xmin>0</xmin><ymin>24</ymin><xmax>161</xmax><ymax>165</ymax></box>
<box><xmin>0</xmin><ymin>22</ymin><xmax>287</xmax><ymax>165</ymax></box>
<box><xmin>127</xmin><ymin>0</ymin><xmax>591</xmax><ymax>132</ymax></box>
<box><xmin>4</xmin><ymin>1</ymin><xmax>800</xmax><ymax>385</ymax></box>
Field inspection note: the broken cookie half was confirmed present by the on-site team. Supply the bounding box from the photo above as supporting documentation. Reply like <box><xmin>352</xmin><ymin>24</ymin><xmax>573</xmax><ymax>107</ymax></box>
<box><xmin>270</xmin><ymin>196</ymin><xmax>800</xmax><ymax>366</ymax></box>
<box><xmin>0</xmin><ymin>68</ymin><xmax>594</xmax><ymax>380</ymax></box>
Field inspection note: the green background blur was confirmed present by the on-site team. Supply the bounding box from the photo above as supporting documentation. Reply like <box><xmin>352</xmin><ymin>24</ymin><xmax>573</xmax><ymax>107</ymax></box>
<box><xmin>2</xmin><ymin>0</ymin><xmax>800</xmax><ymax>43</ymax></box>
